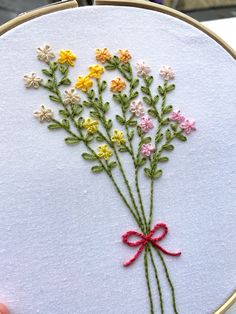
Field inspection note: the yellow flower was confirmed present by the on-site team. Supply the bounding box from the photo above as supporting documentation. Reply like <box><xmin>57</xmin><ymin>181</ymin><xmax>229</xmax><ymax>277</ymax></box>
<box><xmin>75</xmin><ymin>75</ymin><xmax>93</xmax><ymax>92</ymax></box>
<box><xmin>97</xmin><ymin>144</ymin><xmax>113</xmax><ymax>160</ymax></box>
<box><xmin>110</xmin><ymin>77</ymin><xmax>126</xmax><ymax>93</ymax></box>
<box><xmin>83</xmin><ymin>118</ymin><xmax>99</xmax><ymax>134</ymax></box>
<box><xmin>118</xmin><ymin>49</ymin><xmax>131</xmax><ymax>63</ymax></box>
<box><xmin>88</xmin><ymin>64</ymin><xmax>104</xmax><ymax>79</ymax></box>
<box><xmin>58</xmin><ymin>50</ymin><xmax>77</xmax><ymax>66</ymax></box>
<box><xmin>96</xmin><ymin>48</ymin><xmax>111</xmax><ymax>64</ymax></box>
<box><xmin>111</xmin><ymin>130</ymin><xmax>126</xmax><ymax>145</ymax></box>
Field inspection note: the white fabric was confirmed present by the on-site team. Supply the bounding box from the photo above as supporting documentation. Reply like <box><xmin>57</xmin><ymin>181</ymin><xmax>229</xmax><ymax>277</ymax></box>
<box><xmin>0</xmin><ymin>6</ymin><xmax>235</xmax><ymax>314</ymax></box>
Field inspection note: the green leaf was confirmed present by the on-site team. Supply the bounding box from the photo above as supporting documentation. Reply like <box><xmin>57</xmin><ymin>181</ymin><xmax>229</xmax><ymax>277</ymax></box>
<box><xmin>91</xmin><ymin>165</ymin><xmax>103</xmax><ymax>173</ymax></box>
<box><xmin>87</xmin><ymin>89</ymin><xmax>95</xmax><ymax>100</ymax></box>
<box><xmin>48</xmin><ymin>123</ymin><xmax>61</xmax><ymax>130</ymax></box>
<box><xmin>100</xmin><ymin>80</ymin><xmax>107</xmax><ymax>92</ymax></box>
<box><xmin>105</xmin><ymin>64</ymin><xmax>116</xmax><ymax>70</ymax></box>
<box><xmin>163</xmin><ymin>105</ymin><xmax>173</xmax><ymax>114</ymax></box>
<box><xmin>176</xmin><ymin>133</ymin><xmax>187</xmax><ymax>142</ymax></box>
<box><xmin>144</xmin><ymin>168</ymin><xmax>152</xmax><ymax>178</ymax></box>
<box><xmin>49</xmin><ymin>62</ymin><xmax>57</xmax><ymax>71</ymax></box>
<box><xmin>59</xmin><ymin>64</ymin><xmax>68</xmax><ymax>75</ymax></box>
<box><xmin>102</xmin><ymin>102</ymin><xmax>110</xmax><ymax>113</ymax></box>
<box><xmin>141</xmin><ymin>86</ymin><xmax>150</xmax><ymax>95</ymax></box>
<box><xmin>129</xmin><ymin>91</ymin><xmax>139</xmax><ymax>100</ymax></box>
<box><xmin>161</xmin><ymin>117</ymin><xmax>170</xmax><ymax>126</ymax></box>
<box><xmin>170</xmin><ymin>123</ymin><xmax>178</xmax><ymax>132</ymax></box>
<box><xmin>116</xmin><ymin>115</ymin><xmax>125</xmax><ymax>125</ymax></box>
<box><xmin>96</xmin><ymin>135</ymin><xmax>104</xmax><ymax>142</ymax></box>
<box><xmin>142</xmin><ymin>137</ymin><xmax>151</xmax><ymax>144</ymax></box>
<box><xmin>112</xmin><ymin>56</ymin><xmax>120</xmax><ymax>65</ymax></box>
<box><xmin>59</xmin><ymin>109</ymin><xmax>68</xmax><ymax>118</ymax></box>
<box><xmin>158</xmin><ymin>85</ymin><xmax>164</xmax><ymax>95</ymax></box>
<box><xmin>155</xmin><ymin>133</ymin><xmax>163</xmax><ymax>144</ymax></box>
<box><xmin>162</xmin><ymin>144</ymin><xmax>174</xmax><ymax>151</ymax></box>
<box><xmin>109</xmin><ymin>161</ymin><xmax>117</xmax><ymax>169</ymax></box>
<box><xmin>62</xmin><ymin>119</ymin><xmax>70</xmax><ymax>129</ymax></box>
<box><xmin>153</xmin><ymin>95</ymin><xmax>159</xmax><ymax>105</ymax></box>
<box><xmin>49</xmin><ymin>95</ymin><xmax>61</xmax><ymax>103</ymax></box>
<box><xmin>145</xmin><ymin>76</ymin><xmax>153</xmax><ymax>86</ymax></box>
<box><xmin>121</xmin><ymin>63</ymin><xmax>130</xmax><ymax>72</ymax></box>
<box><xmin>166</xmin><ymin>84</ymin><xmax>175</xmax><ymax>92</ymax></box>
<box><xmin>113</xmin><ymin>94</ymin><xmax>121</xmax><ymax>103</ymax></box>
<box><xmin>127</xmin><ymin>120</ymin><xmax>137</xmax><ymax>127</ymax></box>
<box><xmin>118</xmin><ymin>147</ymin><xmax>128</xmax><ymax>152</ymax></box>
<box><xmin>154</xmin><ymin>169</ymin><xmax>163</xmax><ymax>179</ymax></box>
<box><xmin>83</xmin><ymin>100</ymin><xmax>91</xmax><ymax>107</ymax></box>
<box><xmin>85</xmin><ymin>134</ymin><xmax>94</xmax><ymax>143</ymax></box>
<box><xmin>65</xmin><ymin>137</ymin><xmax>80</xmax><ymax>144</ymax></box>
<box><xmin>60</xmin><ymin>77</ymin><xmax>71</xmax><ymax>86</ymax></box>
<box><xmin>106</xmin><ymin>119</ymin><xmax>113</xmax><ymax>130</ymax></box>
<box><xmin>128</xmin><ymin>130</ymin><xmax>135</xmax><ymax>141</ymax></box>
<box><xmin>71</xmin><ymin>104</ymin><xmax>83</xmax><ymax>117</ymax></box>
<box><xmin>158</xmin><ymin>156</ymin><xmax>169</xmax><ymax>162</ymax></box>
<box><xmin>42</xmin><ymin>69</ymin><xmax>52</xmax><ymax>77</ymax></box>
<box><xmin>77</xmin><ymin>117</ymin><xmax>84</xmax><ymax>128</ymax></box>
<box><xmin>90</xmin><ymin>111</ymin><xmax>100</xmax><ymax>119</ymax></box>
<box><xmin>143</xmin><ymin>96</ymin><xmax>151</xmax><ymax>106</ymax></box>
<box><xmin>137</xmin><ymin>126</ymin><xmax>142</xmax><ymax>137</ymax></box>
<box><xmin>82</xmin><ymin>152</ymin><xmax>97</xmax><ymax>160</ymax></box>
<box><xmin>165</xmin><ymin>129</ymin><xmax>172</xmax><ymax>141</ymax></box>
<box><xmin>148</xmin><ymin>108</ymin><xmax>158</xmax><ymax>118</ymax></box>
<box><xmin>138</xmin><ymin>158</ymin><xmax>147</xmax><ymax>167</ymax></box>
<box><xmin>131</xmin><ymin>78</ymin><xmax>139</xmax><ymax>89</ymax></box>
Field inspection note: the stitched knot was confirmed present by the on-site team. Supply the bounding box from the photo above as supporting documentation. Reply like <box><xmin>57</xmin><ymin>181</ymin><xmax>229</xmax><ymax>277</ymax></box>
<box><xmin>122</xmin><ymin>223</ymin><xmax>181</xmax><ymax>267</ymax></box>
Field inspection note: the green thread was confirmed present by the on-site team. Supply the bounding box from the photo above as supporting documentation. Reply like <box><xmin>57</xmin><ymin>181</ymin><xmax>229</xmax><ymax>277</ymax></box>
<box><xmin>144</xmin><ymin>246</ymin><xmax>154</xmax><ymax>314</ymax></box>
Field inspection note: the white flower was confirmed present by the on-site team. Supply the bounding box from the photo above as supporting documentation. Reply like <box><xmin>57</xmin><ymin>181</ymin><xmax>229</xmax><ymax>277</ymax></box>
<box><xmin>23</xmin><ymin>72</ymin><xmax>42</xmax><ymax>89</ymax></box>
<box><xmin>64</xmin><ymin>88</ymin><xmax>80</xmax><ymax>105</ymax></box>
<box><xmin>130</xmin><ymin>100</ymin><xmax>145</xmax><ymax>117</ymax></box>
<box><xmin>37</xmin><ymin>44</ymin><xmax>55</xmax><ymax>63</ymax></box>
<box><xmin>159</xmin><ymin>65</ymin><xmax>175</xmax><ymax>81</ymax></box>
<box><xmin>34</xmin><ymin>105</ymin><xmax>53</xmax><ymax>122</ymax></box>
<box><xmin>135</xmin><ymin>60</ymin><xmax>151</xmax><ymax>77</ymax></box>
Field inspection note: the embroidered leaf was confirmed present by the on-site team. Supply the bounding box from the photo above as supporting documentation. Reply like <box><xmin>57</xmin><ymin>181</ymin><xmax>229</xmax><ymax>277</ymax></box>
<box><xmin>113</xmin><ymin>94</ymin><xmax>121</xmax><ymax>103</ymax></box>
<box><xmin>59</xmin><ymin>109</ymin><xmax>68</xmax><ymax>118</ymax></box>
<box><xmin>112</xmin><ymin>56</ymin><xmax>120</xmax><ymax>65</ymax></box>
<box><xmin>145</xmin><ymin>76</ymin><xmax>153</xmax><ymax>86</ymax></box>
<box><xmin>143</xmin><ymin>96</ymin><xmax>151</xmax><ymax>106</ymax></box>
<box><xmin>109</xmin><ymin>161</ymin><xmax>117</xmax><ymax>169</ymax></box>
<box><xmin>116</xmin><ymin>115</ymin><xmax>125</xmax><ymax>125</ymax></box>
<box><xmin>148</xmin><ymin>108</ymin><xmax>158</xmax><ymax>118</ymax></box>
<box><xmin>90</xmin><ymin>111</ymin><xmax>100</xmax><ymax>119</ymax></box>
<box><xmin>87</xmin><ymin>89</ymin><xmax>95</xmax><ymax>100</ymax></box>
<box><xmin>102</xmin><ymin>102</ymin><xmax>110</xmax><ymax>113</ymax></box>
<box><xmin>105</xmin><ymin>64</ymin><xmax>116</xmax><ymax>70</ymax></box>
<box><xmin>49</xmin><ymin>62</ymin><xmax>57</xmax><ymax>71</ymax></box>
<box><xmin>71</xmin><ymin>104</ymin><xmax>83</xmax><ymax>117</ymax></box>
<box><xmin>118</xmin><ymin>146</ymin><xmax>128</xmax><ymax>152</ymax></box>
<box><xmin>161</xmin><ymin>117</ymin><xmax>170</xmax><ymax>126</ymax></box>
<box><xmin>131</xmin><ymin>79</ymin><xmax>139</xmax><ymax>89</ymax></box>
<box><xmin>163</xmin><ymin>144</ymin><xmax>174</xmax><ymax>151</ymax></box>
<box><xmin>48</xmin><ymin>123</ymin><xmax>62</xmax><ymax>130</ymax></box>
<box><xmin>165</xmin><ymin>129</ymin><xmax>172</xmax><ymax>141</ymax></box>
<box><xmin>163</xmin><ymin>105</ymin><xmax>173</xmax><ymax>114</ymax></box>
<box><xmin>121</xmin><ymin>63</ymin><xmax>130</xmax><ymax>72</ymax></box>
<box><xmin>127</xmin><ymin>120</ymin><xmax>137</xmax><ymax>127</ymax></box>
<box><xmin>153</xmin><ymin>95</ymin><xmax>159</xmax><ymax>105</ymax></box>
<box><xmin>130</xmin><ymin>91</ymin><xmax>139</xmax><ymax>100</ymax></box>
<box><xmin>58</xmin><ymin>64</ymin><xmax>68</xmax><ymax>75</ymax></box>
<box><xmin>141</xmin><ymin>86</ymin><xmax>150</xmax><ymax>95</ymax></box>
<box><xmin>138</xmin><ymin>158</ymin><xmax>147</xmax><ymax>167</ymax></box>
<box><xmin>142</xmin><ymin>137</ymin><xmax>152</xmax><ymax>144</ymax></box>
<box><xmin>128</xmin><ymin>130</ymin><xmax>135</xmax><ymax>141</ymax></box>
<box><xmin>158</xmin><ymin>85</ymin><xmax>164</xmax><ymax>95</ymax></box>
<box><xmin>42</xmin><ymin>69</ymin><xmax>52</xmax><ymax>77</ymax></box>
<box><xmin>49</xmin><ymin>95</ymin><xmax>61</xmax><ymax>103</ymax></box>
<box><xmin>83</xmin><ymin>101</ymin><xmax>91</xmax><ymax>107</ymax></box>
<box><xmin>77</xmin><ymin>117</ymin><xmax>84</xmax><ymax>128</ymax></box>
<box><xmin>91</xmin><ymin>165</ymin><xmax>103</xmax><ymax>173</ymax></box>
<box><xmin>82</xmin><ymin>153</ymin><xmax>97</xmax><ymax>160</ymax></box>
<box><xmin>137</xmin><ymin>126</ymin><xmax>142</xmax><ymax>137</ymax></box>
<box><xmin>65</xmin><ymin>137</ymin><xmax>80</xmax><ymax>145</ymax></box>
<box><xmin>100</xmin><ymin>81</ymin><xmax>107</xmax><ymax>92</ymax></box>
<box><xmin>158</xmin><ymin>156</ymin><xmax>169</xmax><ymax>162</ymax></box>
<box><xmin>170</xmin><ymin>123</ymin><xmax>178</xmax><ymax>132</ymax></box>
<box><xmin>106</xmin><ymin>119</ymin><xmax>113</xmax><ymax>130</ymax></box>
<box><xmin>62</xmin><ymin>119</ymin><xmax>70</xmax><ymax>129</ymax></box>
<box><xmin>144</xmin><ymin>168</ymin><xmax>152</xmax><ymax>178</ymax></box>
<box><xmin>166</xmin><ymin>84</ymin><xmax>175</xmax><ymax>92</ymax></box>
<box><xmin>155</xmin><ymin>133</ymin><xmax>163</xmax><ymax>144</ymax></box>
<box><xmin>154</xmin><ymin>169</ymin><xmax>163</xmax><ymax>179</ymax></box>
<box><xmin>176</xmin><ymin>133</ymin><xmax>187</xmax><ymax>142</ymax></box>
<box><xmin>96</xmin><ymin>135</ymin><xmax>104</xmax><ymax>142</ymax></box>
<box><xmin>59</xmin><ymin>77</ymin><xmax>71</xmax><ymax>86</ymax></box>
<box><xmin>85</xmin><ymin>134</ymin><xmax>94</xmax><ymax>143</ymax></box>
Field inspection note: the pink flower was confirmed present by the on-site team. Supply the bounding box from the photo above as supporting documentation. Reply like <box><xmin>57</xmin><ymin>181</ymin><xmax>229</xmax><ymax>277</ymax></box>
<box><xmin>180</xmin><ymin>119</ymin><xmax>196</xmax><ymax>134</ymax></box>
<box><xmin>170</xmin><ymin>110</ymin><xmax>185</xmax><ymax>123</ymax></box>
<box><xmin>141</xmin><ymin>143</ymin><xmax>156</xmax><ymax>157</ymax></box>
<box><xmin>159</xmin><ymin>65</ymin><xmax>175</xmax><ymax>81</ymax></box>
<box><xmin>130</xmin><ymin>100</ymin><xmax>145</xmax><ymax>117</ymax></box>
<box><xmin>139</xmin><ymin>115</ymin><xmax>154</xmax><ymax>133</ymax></box>
<box><xmin>135</xmin><ymin>60</ymin><xmax>151</xmax><ymax>77</ymax></box>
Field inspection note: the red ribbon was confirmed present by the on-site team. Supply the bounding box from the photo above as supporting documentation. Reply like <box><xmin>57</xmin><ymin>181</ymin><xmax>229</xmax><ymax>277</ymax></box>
<box><xmin>122</xmin><ymin>223</ymin><xmax>181</xmax><ymax>267</ymax></box>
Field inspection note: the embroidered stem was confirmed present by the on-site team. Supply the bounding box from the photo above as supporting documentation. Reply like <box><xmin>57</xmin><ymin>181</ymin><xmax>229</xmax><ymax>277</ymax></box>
<box><xmin>148</xmin><ymin>246</ymin><xmax>164</xmax><ymax>314</ymax></box>
<box><xmin>144</xmin><ymin>245</ymin><xmax>154</xmax><ymax>314</ymax></box>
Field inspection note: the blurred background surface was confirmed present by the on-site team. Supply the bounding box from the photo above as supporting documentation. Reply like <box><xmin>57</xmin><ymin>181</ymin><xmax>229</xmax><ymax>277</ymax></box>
<box><xmin>0</xmin><ymin>0</ymin><xmax>236</xmax><ymax>24</ymax></box>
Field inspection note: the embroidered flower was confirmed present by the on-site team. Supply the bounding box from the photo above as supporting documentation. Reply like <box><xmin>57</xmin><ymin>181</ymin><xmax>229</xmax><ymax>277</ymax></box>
<box><xmin>111</xmin><ymin>130</ymin><xmax>126</xmax><ymax>145</ymax></box>
<box><xmin>159</xmin><ymin>65</ymin><xmax>175</xmax><ymax>81</ymax></box>
<box><xmin>139</xmin><ymin>115</ymin><xmax>154</xmax><ymax>133</ymax></box>
<box><xmin>180</xmin><ymin>119</ymin><xmax>196</xmax><ymax>135</ymax></box>
<box><xmin>23</xmin><ymin>72</ymin><xmax>42</xmax><ymax>89</ymax></box>
<box><xmin>75</xmin><ymin>75</ymin><xmax>93</xmax><ymax>92</ymax></box>
<box><xmin>95</xmin><ymin>48</ymin><xmax>112</xmax><ymax>64</ymax></box>
<box><xmin>118</xmin><ymin>49</ymin><xmax>131</xmax><ymax>63</ymax></box>
<box><xmin>130</xmin><ymin>100</ymin><xmax>145</xmax><ymax>117</ymax></box>
<box><xmin>170</xmin><ymin>110</ymin><xmax>185</xmax><ymax>123</ymax></box>
<box><xmin>64</xmin><ymin>88</ymin><xmax>80</xmax><ymax>105</ymax></box>
<box><xmin>58</xmin><ymin>50</ymin><xmax>76</xmax><ymax>66</ymax></box>
<box><xmin>33</xmin><ymin>105</ymin><xmax>53</xmax><ymax>122</ymax></box>
<box><xmin>88</xmin><ymin>64</ymin><xmax>104</xmax><ymax>79</ymax></box>
<box><xmin>110</xmin><ymin>77</ymin><xmax>126</xmax><ymax>92</ymax></box>
<box><xmin>135</xmin><ymin>60</ymin><xmax>151</xmax><ymax>77</ymax></box>
<box><xmin>83</xmin><ymin>118</ymin><xmax>99</xmax><ymax>134</ymax></box>
<box><xmin>141</xmin><ymin>143</ymin><xmax>156</xmax><ymax>157</ymax></box>
<box><xmin>37</xmin><ymin>44</ymin><xmax>55</xmax><ymax>63</ymax></box>
<box><xmin>97</xmin><ymin>144</ymin><xmax>113</xmax><ymax>160</ymax></box>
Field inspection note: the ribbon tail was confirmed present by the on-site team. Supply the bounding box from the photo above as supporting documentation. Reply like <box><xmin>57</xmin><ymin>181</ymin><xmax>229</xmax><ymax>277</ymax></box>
<box><xmin>154</xmin><ymin>243</ymin><xmax>181</xmax><ymax>257</ymax></box>
<box><xmin>123</xmin><ymin>243</ymin><xmax>146</xmax><ymax>267</ymax></box>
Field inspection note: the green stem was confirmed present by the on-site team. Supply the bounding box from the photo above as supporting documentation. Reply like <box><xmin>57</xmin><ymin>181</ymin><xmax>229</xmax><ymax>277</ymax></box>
<box><xmin>144</xmin><ymin>246</ymin><xmax>154</xmax><ymax>314</ymax></box>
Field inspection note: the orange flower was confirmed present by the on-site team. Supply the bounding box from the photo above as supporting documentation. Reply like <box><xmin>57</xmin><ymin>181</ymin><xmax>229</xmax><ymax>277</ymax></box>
<box><xmin>58</xmin><ymin>50</ymin><xmax>76</xmax><ymax>66</ymax></box>
<box><xmin>110</xmin><ymin>77</ymin><xmax>126</xmax><ymax>93</ymax></box>
<box><xmin>118</xmin><ymin>49</ymin><xmax>131</xmax><ymax>63</ymax></box>
<box><xmin>96</xmin><ymin>48</ymin><xmax>111</xmax><ymax>64</ymax></box>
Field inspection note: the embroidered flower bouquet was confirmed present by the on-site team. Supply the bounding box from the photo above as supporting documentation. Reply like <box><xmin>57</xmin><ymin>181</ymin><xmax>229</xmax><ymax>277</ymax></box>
<box><xmin>24</xmin><ymin>46</ymin><xmax>196</xmax><ymax>314</ymax></box>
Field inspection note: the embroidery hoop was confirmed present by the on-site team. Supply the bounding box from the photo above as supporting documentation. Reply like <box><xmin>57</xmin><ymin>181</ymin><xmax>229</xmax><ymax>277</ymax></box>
<box><xmin>0</xmin><ymin>1</ymin><xmax>235</xmax><ymax>313</ymax></box>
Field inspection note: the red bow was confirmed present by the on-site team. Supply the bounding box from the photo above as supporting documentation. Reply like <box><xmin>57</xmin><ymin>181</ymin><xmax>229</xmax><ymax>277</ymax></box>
<box><xmin>122</xmin><ymin>223</ymin><xmax>181</xmax><ymax>267</ymax></box>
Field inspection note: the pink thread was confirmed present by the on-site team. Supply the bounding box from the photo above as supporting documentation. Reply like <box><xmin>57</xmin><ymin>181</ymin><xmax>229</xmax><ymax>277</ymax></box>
<box><xmin>141</xmin><ymin>143</ymin><xmax>155</xmax><ymax>157</ymax></box>
<box><xmin>122</xmin><ymin>223</ymin><xmax>181</xmax><ymax>267</ymax></box>
<box><xmin>169</xmin><ymin>110</ymin><xmax>185</xmax><ymax>123</ymax></box>
<box><xmin>180</xmin><ymin>119</ymin><xmax>196</xmax><ymax>134</ymax></box>
<box><xmin>138</xmin><ymin>115</ymin><xmax>154</xmax><ymax>133</ymax></box>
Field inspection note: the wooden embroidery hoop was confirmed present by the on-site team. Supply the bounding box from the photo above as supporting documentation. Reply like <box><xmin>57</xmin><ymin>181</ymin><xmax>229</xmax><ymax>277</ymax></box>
<box><xmin>0</xmin><ymin>0</ymin><xmax>235</xmax><ymax>313</ymax></box>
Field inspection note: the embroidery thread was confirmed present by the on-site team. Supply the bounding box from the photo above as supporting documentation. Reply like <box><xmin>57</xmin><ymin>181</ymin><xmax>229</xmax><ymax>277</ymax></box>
<box><xmin>24</xmin><ymin>45</ymin><xmax>196</xmax><ymax>314</ymax></box>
